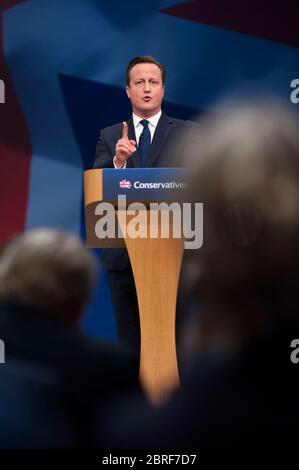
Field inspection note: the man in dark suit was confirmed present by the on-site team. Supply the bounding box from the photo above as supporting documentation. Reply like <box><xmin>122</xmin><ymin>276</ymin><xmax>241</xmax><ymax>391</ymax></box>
<box><xmin>0</xmin><ymin>229</ymin><xmax>141</xmax><ymax>448</ymax></box>
<box><xmin>93</xmin><ymin>55</ymin><xmax>200</xmax><ymax>355</ymax></box>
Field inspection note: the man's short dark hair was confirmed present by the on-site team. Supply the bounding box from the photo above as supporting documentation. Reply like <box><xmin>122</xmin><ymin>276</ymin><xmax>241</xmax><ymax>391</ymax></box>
<box><xmin>126</xmin><ymin>56</ymin><xmax>166</xmax><ymax>86</ymax></box>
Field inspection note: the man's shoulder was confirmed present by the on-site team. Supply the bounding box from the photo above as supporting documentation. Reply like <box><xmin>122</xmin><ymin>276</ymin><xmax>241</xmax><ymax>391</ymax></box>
<box><xmin>101</xmin><ymin>121</ymin><xmax>124</xmax><ymax>136</ymax></box>
<box><xmin>103</xmin><ymin>121</ymin><xmax>124</xmax><ymax>131</ymax></box>
<box><xmin>166</xmin><ymin>114</ymin><xmax>200</xmax><ymax>131</ymax></box>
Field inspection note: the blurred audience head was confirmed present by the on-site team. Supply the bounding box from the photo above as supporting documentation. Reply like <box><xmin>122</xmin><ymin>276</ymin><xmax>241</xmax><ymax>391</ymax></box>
<box><xmin>187</xmin><ymin>99</ymin><xmax>299</xmax><ymax>352</ymax></box>
<box><xmin>0</xmin><ymin>229</ymin><xmax>96</xmax><ymax>325</ymax></box>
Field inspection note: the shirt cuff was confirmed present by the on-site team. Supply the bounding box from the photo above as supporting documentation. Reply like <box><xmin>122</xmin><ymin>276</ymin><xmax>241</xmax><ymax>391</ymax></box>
<box><xmin>113</xmin><ymin>156</ymin><xmax>127</xmax><ymax>169</ymax></box>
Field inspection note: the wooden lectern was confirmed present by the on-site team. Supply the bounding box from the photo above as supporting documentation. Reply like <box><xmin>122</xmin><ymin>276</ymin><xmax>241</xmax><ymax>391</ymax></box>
<box><xmin>84</xmin><ymin>168</ymin><xmax>186</xmax><ymax>404</ymax></box>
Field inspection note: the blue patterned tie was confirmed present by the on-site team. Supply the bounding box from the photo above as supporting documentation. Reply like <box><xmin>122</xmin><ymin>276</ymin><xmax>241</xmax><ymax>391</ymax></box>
<box><xmin>138</xmin><ymin>119</ymin><xmax>151</xmax><ymax>167</ymax></box>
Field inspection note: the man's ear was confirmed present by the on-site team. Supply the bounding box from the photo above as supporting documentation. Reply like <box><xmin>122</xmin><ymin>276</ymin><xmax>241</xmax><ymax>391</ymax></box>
<box><xmin>125</xmin><ymin>86</ymin><xmax>131</xmax><ymax>99</ymax></box>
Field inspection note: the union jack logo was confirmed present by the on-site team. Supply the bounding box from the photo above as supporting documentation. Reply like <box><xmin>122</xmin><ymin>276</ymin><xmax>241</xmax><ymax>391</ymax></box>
<box><xmin>119</xmin><ymin>179</ymin><xmax>132</xmax><ymax>189</ymax></box>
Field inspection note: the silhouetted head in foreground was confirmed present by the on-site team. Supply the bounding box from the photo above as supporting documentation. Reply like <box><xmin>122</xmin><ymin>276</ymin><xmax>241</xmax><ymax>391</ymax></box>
<box><xmin>0</xmin><ymin>229</ymin><xmax>96</xmax><ymax>326</ymax></box>
<box><xmin>187</xmin><ymin>101</ymin><xmax>299</xmax><ymax>353</ymax></box>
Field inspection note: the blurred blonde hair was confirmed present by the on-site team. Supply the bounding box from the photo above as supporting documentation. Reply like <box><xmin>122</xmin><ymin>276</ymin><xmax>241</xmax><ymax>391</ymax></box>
<box><xmin>0</xmin><ymin>229</ymin><xmax>96</xmax><ymax>324</ymax></box>
<box><xmin>188</xmin><ymin>99</ymin><xmax>299</xmax><ymax>314</ymax></box>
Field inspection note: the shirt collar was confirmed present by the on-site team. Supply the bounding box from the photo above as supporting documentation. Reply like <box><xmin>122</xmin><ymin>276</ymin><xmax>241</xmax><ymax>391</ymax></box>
<box><xmin>132</xmin><ymin>110</ymin><xmax>162</xmax><ymax>129</ymax></box>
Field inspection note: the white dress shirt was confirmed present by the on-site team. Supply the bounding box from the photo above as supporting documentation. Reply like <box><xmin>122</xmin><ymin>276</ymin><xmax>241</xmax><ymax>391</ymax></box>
<box><xmin>113</xmin><ymin>110</ymin><xmax>162</xmax><ymax>168</ymax></box>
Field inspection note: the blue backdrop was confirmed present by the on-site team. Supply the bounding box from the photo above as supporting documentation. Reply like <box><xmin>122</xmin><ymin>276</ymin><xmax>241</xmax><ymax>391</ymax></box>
<box><xmin>1</xmin><ymin>0</ymin><xmax>298</xmax><ymax>341</ymax></box>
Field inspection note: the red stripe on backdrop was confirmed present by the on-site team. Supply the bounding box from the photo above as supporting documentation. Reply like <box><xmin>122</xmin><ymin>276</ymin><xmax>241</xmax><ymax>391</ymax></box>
<box><xmin>163</xmin><ymin>1</ymin><xmax>299</xmax><ymax>48</ymax></box>
<box><xmin>0</xmin><ymin>1</ymin><xmax>32</xmax><ymax>246</ymax></box>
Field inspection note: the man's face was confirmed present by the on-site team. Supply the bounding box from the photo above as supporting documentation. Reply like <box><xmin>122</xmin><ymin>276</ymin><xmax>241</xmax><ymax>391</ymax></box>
<box><xmin>126</xmin><ymin>63</ymin><xmax>165</xmax><ymax>118</ymax></box>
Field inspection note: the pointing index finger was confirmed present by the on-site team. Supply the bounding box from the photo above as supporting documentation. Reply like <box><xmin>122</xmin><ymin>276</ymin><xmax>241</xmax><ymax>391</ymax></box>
<box><xmin>122</xmin><ymin>121</ymin><xmax>128</xmax><ymax>139</ymax></box>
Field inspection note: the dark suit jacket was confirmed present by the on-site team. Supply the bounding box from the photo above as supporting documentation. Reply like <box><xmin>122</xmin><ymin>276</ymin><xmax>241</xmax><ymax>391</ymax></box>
<box><xmin>0</xmin><ymin>301</ymin><xmax>141</xmax><ymax>448</ymax></box>
<box><xmin>93</xmin><ymin>113</ymin><xmax>200</xmax><ymax>271</ymax></box>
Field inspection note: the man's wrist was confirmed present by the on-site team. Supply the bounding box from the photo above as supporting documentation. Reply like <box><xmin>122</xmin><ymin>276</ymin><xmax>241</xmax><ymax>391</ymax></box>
<box><xmin>113</xmin><ymin>156</ymin><xmax>126</xmax><ymax>169</ymax></box>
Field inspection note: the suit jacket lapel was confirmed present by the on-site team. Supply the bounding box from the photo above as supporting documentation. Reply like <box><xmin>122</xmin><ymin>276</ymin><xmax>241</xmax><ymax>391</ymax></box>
<box><xmin>127</xmin><ymin>118</ymin><xmax>141</xmax><ymax>168</ymax></box>
<box><xmin>147</xmin><ymin>113</ymin><xmax>173</xmax><ymax>167</ymax></box>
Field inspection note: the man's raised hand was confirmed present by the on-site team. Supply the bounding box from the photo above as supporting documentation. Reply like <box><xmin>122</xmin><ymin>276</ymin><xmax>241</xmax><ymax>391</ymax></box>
<box><xmin>115</xmin><ymin>122</ymin><xmax>136</xmax><ymax>167</ymax></box>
